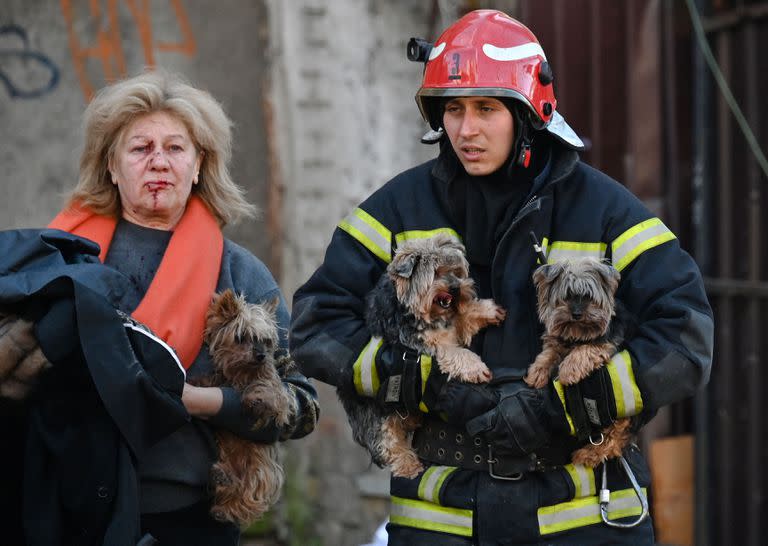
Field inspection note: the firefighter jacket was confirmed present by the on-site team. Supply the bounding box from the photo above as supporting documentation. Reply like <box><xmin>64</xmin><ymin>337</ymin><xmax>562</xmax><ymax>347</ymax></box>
<box><xmin>290</xmin><ymin>142</ymin><xmax>713</xmax><ymax>543</ymax></box>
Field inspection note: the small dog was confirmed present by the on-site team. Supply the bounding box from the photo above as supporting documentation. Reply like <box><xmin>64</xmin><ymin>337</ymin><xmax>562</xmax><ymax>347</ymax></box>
<box><xmin>196</xmin><ymin>289</ymin><xmax>294</xmax><ymax>526</ymax></box>
<box><xmin>339</xmin><ymin>234</ymin><xmax>506</xmax><ymax>478</ymax></box>
<box><xmin>525</xmin><ymin>258</ymin><xmax>633</xmax><ymax>467</ymax></box>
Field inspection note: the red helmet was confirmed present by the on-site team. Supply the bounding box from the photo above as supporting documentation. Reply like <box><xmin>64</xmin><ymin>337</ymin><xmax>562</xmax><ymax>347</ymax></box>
<box><xmin>412</xmin><ymin>10</ymin><xmax>583</xmax><ymax>150</ymax></box>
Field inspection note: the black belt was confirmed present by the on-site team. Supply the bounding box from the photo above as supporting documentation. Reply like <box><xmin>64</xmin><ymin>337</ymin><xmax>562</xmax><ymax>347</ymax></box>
<box><xmin>412</xmin><ymin>420</ymin><xmax>572</xmax><ymax>479</ymax></box>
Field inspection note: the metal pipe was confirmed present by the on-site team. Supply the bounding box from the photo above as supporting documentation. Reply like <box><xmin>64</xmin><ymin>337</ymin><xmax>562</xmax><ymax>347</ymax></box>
<box><xmin>744</xmin><ymin>19</ymin><xmax>762</xmax><ymax>545</ymax></box>
<box><xmin>662</xmin><ymin>0</ymin><xmax>680</xmax><ymax>234</ymax></box>
<box><xmin>692</xmin><ymin>1</ymin><xmax>714</xmax><ymax>545</ymax></box>
<box><xmin>714</xmin><ymin>27</ymin><xmax>734</xmax><ymax>546</ymax></box>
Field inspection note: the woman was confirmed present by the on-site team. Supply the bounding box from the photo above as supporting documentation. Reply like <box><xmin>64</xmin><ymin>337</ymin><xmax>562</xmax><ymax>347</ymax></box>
<box><xmin>3</xmin><ymin>71</ymin><xmax>318</xmax><ymax>545</ymax></box>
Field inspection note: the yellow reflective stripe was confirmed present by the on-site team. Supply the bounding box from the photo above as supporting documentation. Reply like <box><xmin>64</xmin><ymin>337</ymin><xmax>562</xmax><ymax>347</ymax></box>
<box><xmin>606</xmin><ymin>350</ymin><xmax>644</xmax><ymax>417</ymax></box>
<box><xmin>390</xmin><ymin>496</ymin><xmax>473</xmax><ymax>537</ymax></box>
<box><xmin>417</xmin><ymin>466</ymin><xmax>457</xmax><ymax>504</ymax></box>
<box><xmin>541</xmin><ymin>238</ymin><xmax>607</xmax><ymax>264</ymax></box>
<box><xmin>395</xmin><ymin>228</ymin><xmax>462</xmax><ymax>245</ymax></box>
<box><xmin>553</xmin><ymin>380</ymin><xmax>576</xmax><ymax>436</ymax></box>
<box><xmin>611</xmin><ymin>218</ymin><xmax>676</xmax><ymax>272</ymax></box>
<box><xmin>418</xmin><ymin>354</ymin><xmax>432</xmax><ymax>413</ymax></box>
<box><xmin>563</xmin><ymin>464</ymin><xmax>596</xmax><ymax>498</ymax></box>
<box><xmin>338</xmin><ymin>208</ymin><xmax>392</xmax><ymax>263</ymax></box>
<box><xmin>352</xmin><ymin>337</ymin><xmax>383</xmax><ymax>396</ymax></box>
<box><xmin>538</xmin><ymin>488</ymin><xmax>647</xmax><ymax>535</ymax></box>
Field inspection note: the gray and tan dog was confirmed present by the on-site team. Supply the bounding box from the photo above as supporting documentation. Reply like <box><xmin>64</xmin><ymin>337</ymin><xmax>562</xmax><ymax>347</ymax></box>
<box><xmin>195</xmin><ymin>289</ymin><xmax>295</xmax><ymax>527</ymax></box>
<box><xmin>339</xmin><ymin>234</ymin><xmax>506</xmax><ymax>478</ymax></box>
<box><xmin>525</xmin><ymin>257</ymin><xmax>633</xmax><ymax>467</ymax></box>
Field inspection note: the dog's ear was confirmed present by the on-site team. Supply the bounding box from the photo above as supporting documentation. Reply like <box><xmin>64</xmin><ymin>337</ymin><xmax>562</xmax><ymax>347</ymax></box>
<box><xmin>597</xmin><ymin>262</ymin><xmax>621</xmax><ymax>293</ymax></box>
<box><xmin>209</xmin><ymin>289</ymin><xmax>242</xmax><ymax>321</ymax></box>
<box><xmin>532</xmin><ymin>262</ymin><xmax>563</xmax><ymax>289</ymax></box>
<box><xmin>391</xmin><ymin>251</ymin><xmax>420</xmax><ymax>278</ymax></box>
<box><xmin>431</xmin><ymin>232</ymin><xmax>464</xmax><ymax>251</ymax></box>
<box><xmin>262</xmin><ymin>296</ymin><xmax>280</xmax><ymax>316</ymax></box>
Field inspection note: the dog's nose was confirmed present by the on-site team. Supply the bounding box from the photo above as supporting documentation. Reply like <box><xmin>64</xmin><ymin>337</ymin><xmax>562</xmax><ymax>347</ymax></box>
<box><xmin>255</xmin><ymin>352</ymin><xmax>266</xmax><ymax>363</ymax></box>
<box><xmin>571</xmin><ymin>311</ymin><xmax>583</xmax><ymax>320</ymax></box>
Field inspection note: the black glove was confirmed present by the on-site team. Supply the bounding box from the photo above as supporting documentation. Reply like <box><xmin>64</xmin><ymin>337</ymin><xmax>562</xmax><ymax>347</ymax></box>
<box><xmin>561</xmin><ymin>367</ymin><xmax>619</xmax><ymax>442</ymax></box>
<box><xmin>374</xmin><ymin>343</ymin><xmax>448</xmax><ymax>414</ymax></box>
<box><xmin>433</xmin><ymin>380</ymin><xmax>499</xmax><ymax>426</ymax></box>
<box><xmin>465</xmin><ymin>380</ymin><xmax>569</xmax><ymax>457</ymax></box>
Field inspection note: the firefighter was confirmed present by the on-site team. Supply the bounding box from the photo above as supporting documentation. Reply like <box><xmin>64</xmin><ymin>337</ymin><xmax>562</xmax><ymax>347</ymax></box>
<box><xmin>290</xmin><ymin>9</ymin><xmax>713</xmax><ymax>545</ymax></box>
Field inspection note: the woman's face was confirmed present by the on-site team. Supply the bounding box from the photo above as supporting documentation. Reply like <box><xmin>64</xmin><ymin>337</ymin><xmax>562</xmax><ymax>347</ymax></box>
<box><xmin>110</xmin><ymin>111</ymin><xmax>202</xmax><ymax>230</ymax></box>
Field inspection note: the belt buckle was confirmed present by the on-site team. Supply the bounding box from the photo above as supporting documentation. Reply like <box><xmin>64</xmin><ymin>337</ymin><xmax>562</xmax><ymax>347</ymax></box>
<box><xmin>487</xmin><ymin>446</ymin><xmax>523</xmax><ymax>481</ymax></box>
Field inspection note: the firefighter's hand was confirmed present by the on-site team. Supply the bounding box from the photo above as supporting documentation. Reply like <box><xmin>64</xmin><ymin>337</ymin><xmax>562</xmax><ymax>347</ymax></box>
<box><xmin>374</xmin><ymin>343</ymin><xmax>448</xmax><ymax>414</ymax></box>
<box><xmin>562</xmin><ymin>366</ymin><xmax>617</xmax><ymax>432</ymax></box>
<box><xmin>433</xmin><ymin>381</ymin><xmax>498</xmax><ymax>425</ymax></box>
<box><xmin>465</xmin><ymin>380</ymin><xmax>569</xmax><ymax>456</ymax></box>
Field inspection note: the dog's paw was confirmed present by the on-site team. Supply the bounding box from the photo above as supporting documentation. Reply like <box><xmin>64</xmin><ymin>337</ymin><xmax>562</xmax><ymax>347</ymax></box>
<box><xmin>476</xmin><ymin>299</ymin><xmax>506</xmax><ymax>325</ymax></box>
<box><xmin>210</xmin><ymin>466</ymin><xmax>232</xmax><ymax>487</ymax></box>
<box><xmin>390</xmin><ymin>453</ymin><xmax>424</xmax><ymax>479</ymax></box>
<box><xmin>489</xmin><ymin>304</ymin><xmax>507</xmax><ymax>325</ymax></box>
<box><xmin>210</xmin><ymin>506</ymin><xmax>232</xmax><ymax>524</ymax></box>
<box><xmin>524</xmin><ymin>364</ymin><xmax>551</xmax><ymax>389</ymax></box>
<box><xmin>571</xmin><ymin>445</ymin><xmax>609</xmax><ymax>468</ymax></box>
<box><xmin>243</xmin><ymin>394</ymin><xmax>267</xmax><ymax>415</ymax></box>
<box><xmin>557</xmin><ymin>354</ymin><xmax>592</xmax><ymax>385</ymax></box>
<box><xmin>460</xmin><ymin>360</ymin><xmax>493</xmax><ymax>384</ymax></box>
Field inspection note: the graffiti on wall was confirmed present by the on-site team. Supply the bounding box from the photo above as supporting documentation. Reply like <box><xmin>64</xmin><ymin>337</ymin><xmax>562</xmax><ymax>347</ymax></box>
<box><xmin>0</xmin><ymin>24</ymin><xmax>61</xmax><ymax>99</ymax></box>
<box><xmin>60</xmin><ymin>0</ymin><xmax>197</xmax><ymax>101</ymax></box>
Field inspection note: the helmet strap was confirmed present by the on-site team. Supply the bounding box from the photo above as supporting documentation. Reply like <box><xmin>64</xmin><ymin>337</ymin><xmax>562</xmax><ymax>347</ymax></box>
<box><xmin>512</xmin><ymin>106</ymin><xmax>534</xmax><ymax>168</ymax></box>
<box><xmin>515</xmin><ymin>122</ymin><xmax>533</xmax><ymax>169</ymax></box>
<box><xmin>517</xmin><ymin>140</ymin><xmax>532</xmax><ymax>168</ymax></box>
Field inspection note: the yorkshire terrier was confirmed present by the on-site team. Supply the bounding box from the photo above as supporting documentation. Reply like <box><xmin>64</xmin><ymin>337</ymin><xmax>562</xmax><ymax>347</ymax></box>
<box><xmin>525</xmin><ymin>258</ymin><xmax>634</xmax><ymax>467</ymax></box>
<box><xmin>195</xmin><ymin>289</ymin><xmax>295</xmax><ymax>526</ymax></box>
<box><xmin>339</xmin><ymin>234</ymin><xmax>506</xmax><ymax>478</ymax></box>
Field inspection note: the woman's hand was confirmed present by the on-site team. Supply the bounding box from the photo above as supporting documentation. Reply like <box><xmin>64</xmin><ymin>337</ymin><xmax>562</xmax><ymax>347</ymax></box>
<box><xmin>181</xmin><ymin>383</ymin><xmax>223</xmax><ymax>418</ymax></box>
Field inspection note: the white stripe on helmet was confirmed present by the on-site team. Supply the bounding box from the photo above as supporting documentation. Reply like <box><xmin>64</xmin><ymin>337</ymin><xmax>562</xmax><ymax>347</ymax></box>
<box><xmin>482</xmin><ymin>42</ymin><xmax>546</xmax><ymax>62</ymax></box>
<box><xmin>428</xmin><ymin>42</ymin><xmax>446</xmax><ymax>61</ymax></box>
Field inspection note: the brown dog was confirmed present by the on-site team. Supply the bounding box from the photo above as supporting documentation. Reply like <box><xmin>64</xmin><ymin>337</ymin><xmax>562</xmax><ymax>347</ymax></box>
<box><xmin>339</xmin><ymin>234</ymin><xmax>506</xmax><ymax>478</ymax></box>
<box><xmin>196</xmin><ymin>289</ymin><xmax>294</xmax><ymax>526</ymax></box>
<box><xmin>525</xmin><ymin>258</ymin><xmax>633</xmax><ymax>467</ymax></box>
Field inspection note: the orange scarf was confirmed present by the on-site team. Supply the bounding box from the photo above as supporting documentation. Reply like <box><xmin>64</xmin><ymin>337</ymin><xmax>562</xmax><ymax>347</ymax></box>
<box><xmin>49</xmin><ymin>195</ymin><xmax>223</xmax><ymax>369</ymax></box>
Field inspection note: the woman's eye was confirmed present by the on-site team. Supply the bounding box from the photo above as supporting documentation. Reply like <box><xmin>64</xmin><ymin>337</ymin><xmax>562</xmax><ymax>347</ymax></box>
<box><xmin>168</xmin><ymin>144</ymin><xmax>183</xmax><ymax>152</ymax></box>
<box><xmin>132</xmin><ymin>146</ymin><xmax>148</xmax><ymax>153</ymax></box>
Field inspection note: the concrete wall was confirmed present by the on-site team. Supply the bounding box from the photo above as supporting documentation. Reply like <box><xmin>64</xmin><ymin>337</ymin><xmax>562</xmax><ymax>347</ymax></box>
<box><xmin>0</xmin><ymin>0</ymin><xmax>272</xmax><ymax>261</ymax></box>
<box><xmin>266</xmin><ymin>2</ymin><xmax>438</xmax><ymax>544</ymax></box>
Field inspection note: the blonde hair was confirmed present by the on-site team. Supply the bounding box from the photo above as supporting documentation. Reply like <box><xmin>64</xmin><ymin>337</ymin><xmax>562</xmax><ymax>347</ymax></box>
<box><xmin>69</xmin><ymin>70</ymin><xmax>257</xmax><ymax>225</ymax></box>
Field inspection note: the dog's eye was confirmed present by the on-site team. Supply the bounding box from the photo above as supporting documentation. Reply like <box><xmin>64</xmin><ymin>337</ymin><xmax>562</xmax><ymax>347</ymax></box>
<box><xmin>434</xmin><ymin>292</ymin><xmax>453</xmax><ymax>309</ymax></box>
